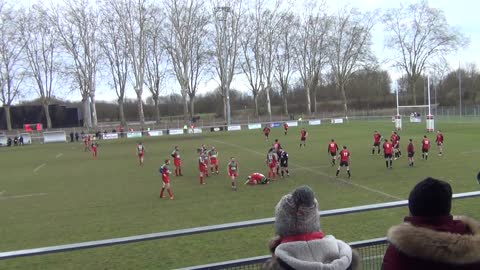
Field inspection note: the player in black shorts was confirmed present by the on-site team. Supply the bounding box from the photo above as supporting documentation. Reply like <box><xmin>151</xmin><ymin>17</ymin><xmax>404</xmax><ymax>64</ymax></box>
<box><xmin>279</xmin><ymin>149</ymin><xmax>289</xmax><ymax>178</ymax></box>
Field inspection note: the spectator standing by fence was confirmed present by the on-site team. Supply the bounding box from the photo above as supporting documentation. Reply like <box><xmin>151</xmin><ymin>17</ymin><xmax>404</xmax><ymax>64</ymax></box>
<box><xmin>382</xmin><ymin>177</ymin><xmax>480</xmax><ymax>270</ymax></box>
<box><xmin>264</xmin><ymin>185</ymin><xmax>360</xmax><ymax>270</ymax></box>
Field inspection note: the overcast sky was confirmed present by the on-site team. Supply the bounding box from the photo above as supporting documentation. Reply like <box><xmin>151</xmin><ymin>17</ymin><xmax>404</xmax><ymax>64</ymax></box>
<box><xmin>17</xmin><ymin>0</ymin><xmax>480</xmax><ymax>102</ymax></box>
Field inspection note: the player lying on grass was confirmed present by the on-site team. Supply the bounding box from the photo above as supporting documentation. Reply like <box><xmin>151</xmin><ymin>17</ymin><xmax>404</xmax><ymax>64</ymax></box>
<box><xmin>244</xmin><ymin>173</ymin><xmax>271</xmax><ymax>185</ymax></box>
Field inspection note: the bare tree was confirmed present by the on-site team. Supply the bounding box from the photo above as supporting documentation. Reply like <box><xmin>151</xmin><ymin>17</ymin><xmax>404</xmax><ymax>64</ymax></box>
<box><xmin>99</xmin><ymin>0</ymin><xmax>129</xmax><ymax>126</ymax></box>
<box><xmin>164</xmin><ymin>0</ymin><xmax>210</xmax><ymax>121</ymax></box>
<box><xmin>329</xmin><ymin>7</ymin><xmax>376</xmax><ymax>117</ymax></box>
<box><xmin>383</xmin><ymin>0</ymin><xmax>468</xmax><ymax>104</ymax></box>
<box><xmin>258</xmin><ymin>6</ymin><xmax>280</xmax><ymax>121</ymax></box>
<box><xmin>19</xmin><ymin>5</ymin><xmax>60</xmax><ymax>129</ymax></box>
<box><xmin>0</xmin><ymin>2</ymin><xmax>26</xmax><ymax>130</ymax></box>
<box><xmin>144</xmin><ymin>4</ymin><xmax>167</xmax><ymax>124</ymax></box>
<box><xmin>295</xmin><ymin>2</ymin><xmax>330</xmax><ymax>114</ymax></box>
<box><xmin>212</xmin><ymin>0</ymin><xmax>243</xmax><ymax>124</ymax></box>
<box><xmin>50</xmin><ymin>0</ymin><xmax>100</xmax><ymax>128</ymax></box>
<box><xmin>274</xmin><ymin>11</ymin><xmax>298</xmax><ymax>116</ymax></box>
<box><xmin>108</xmin><ymin>0</ymin><xmax>151</xmax><ymax>126</ymax></box>
<box><xmin>240</xmin><ymin>1</ymin><xmax>277</xmax><ymax>118</ymax></box>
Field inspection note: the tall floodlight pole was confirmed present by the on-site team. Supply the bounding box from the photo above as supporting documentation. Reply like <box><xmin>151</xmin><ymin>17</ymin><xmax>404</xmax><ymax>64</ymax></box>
<box><xmin>215</xmin><ymin>6</ymin><xmax>231</xmax><ymax>126</ymax></box>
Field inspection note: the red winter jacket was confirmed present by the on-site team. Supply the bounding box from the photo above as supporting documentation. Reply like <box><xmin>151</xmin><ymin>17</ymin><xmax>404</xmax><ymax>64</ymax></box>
<box><xmin>382</xmin><ymin>215</ymin><xmax>480</xmax><ymax>270</ymax></box>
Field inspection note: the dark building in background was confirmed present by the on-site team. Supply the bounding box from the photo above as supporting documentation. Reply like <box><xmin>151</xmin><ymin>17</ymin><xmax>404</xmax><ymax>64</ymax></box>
<box><xmin>0</xmin><ymin>104</ymin><xmax>81</xmax><ymax>130</ymax></box>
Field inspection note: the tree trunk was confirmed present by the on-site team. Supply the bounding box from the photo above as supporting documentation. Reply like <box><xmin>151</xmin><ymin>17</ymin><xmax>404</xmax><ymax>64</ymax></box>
<box><xmin>182</xmin><ymin>94</ymin><xmax>189</xmax><ymax>122</ymax></box>
<box><xmin>312</xmin><ymin>87</ymin><xmax>317</xmax><ymax>114</ymax></box>
<box><xmin>43</xmin><ymin>103</ymin><xmax>52</xmax><ymax>129</ymax></box>
<box><xmin>4</xmin><ymin>105</ymin><xmax>12</xmax><ymax>131</ymax></box>
<box><xmin>340</xmin><ymin>83</ymin><xmax>348</xmax><ymax>117</ymax></box>
<box><xmin>82</xmin><ymin>97</ymin><xmax>92</xmax><ymax>128</ymax></box>
<box><xmin>411</xmin><ymin>79</ymin><xmax>417</xmax><ymax>105</ymax></box>
<box><xmin>189</xmin><ymin>96</ymin><xmax>195</xmax><ymax>120</ymax></box>
<box><xmin>304</xmin><ymin>82</ymin><xmax>311</xmax><ymax>115</ymax></box>
<box><xmin>265</xmin><ymin>86</ymin><xmax>272</xmax><ymax>121</ymax></box>
<box><xmin>281</xmin><ymin>84</ymin><xmax>288</xmax><ymax>115</ymax></box>
<box><xmin>118</xmin><ymin>98</ymin><xmax>126</xmax><ymax>126</ymax></box>
<box><xmin>154</xmin><ymin>97</ymin><xmax>160</xmax><ymax>124</ymax></box>
<box><xmin>223</xmin><ymin>89</ymin><xmax>227</xmax><ymax>121</ymax></box>
<box><xmin>90</xmin><ymin>94</ymin><xmax>98</xmax><ymax>128</ymax></box>
<box><xmin>136</xmin><ymin>91</ymin><xmax>145</xmax><ymax>126</ymax></box>
<box><xmin>253</xmin><ymin>93</ymin><xmax>259</xmax><ymax>118</ymax></box>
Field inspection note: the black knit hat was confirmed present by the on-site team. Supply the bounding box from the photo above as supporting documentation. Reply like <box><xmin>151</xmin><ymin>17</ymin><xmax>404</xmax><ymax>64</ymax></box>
<box><xmin>408</xmin><ymin>177</ymin><xmax>452</xmax><ymax>217</ymax></box>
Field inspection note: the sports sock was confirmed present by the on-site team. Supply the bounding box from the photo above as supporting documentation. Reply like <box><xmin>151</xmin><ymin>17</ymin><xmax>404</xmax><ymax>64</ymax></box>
<box><xmin>286</xmin><ymin>169</ymin><xmax>289</xmax><ymax>174</ymax></box>
<box><xmin>200</xmin><ymin>176</ymin><xmax>204</xmax><ymax>184</ymax></box>
<box><xmin>160</xmin><ymin>188</ymin><xmax>165</xmax><ymax>197</ymax></box>
<box><xmin>347</xmin><ymin>170</ymin><xmax>351</xmax><ymax>177</ymax></box>
<box><xmin>281</xmin><ymin>171</ymin><xmax>284</xmax><ymax>177</ymax></box>
<box><xmin>425</xmin><ymin>154</ymin><xmax>428</xmax><ymax>160</ymax></box>
<box><xmin>378</xmin><ymin>149</ymin><xmax>380</xmax><ymax>154</ymax></box>
<box><xmin>385</xmin><ymin>161</ymin><xmax>389</xmax><ymax>168</ymax></box>
<box><xmin>336</xmin><ymin>170</ymin><xmax>339</xmax><ymax>176</ymax></box>
<box><xmin>167</xmin><ymin>189</ymin><xmax>173</xmax><ymax>197</ymax></box>
<box><xmin>179</xmin><ymin>168</ymin><xmax>182</xmax><ymax>175</ymax></box>
<box><xmin>372</xmin><ymin>149</ymin><xmax>375</xmax><ymax>155</ymax></box>
<box><xmin>390</xmin><ymin>160</ymin><xmax>393</xmax><ymax>167</ymax></box>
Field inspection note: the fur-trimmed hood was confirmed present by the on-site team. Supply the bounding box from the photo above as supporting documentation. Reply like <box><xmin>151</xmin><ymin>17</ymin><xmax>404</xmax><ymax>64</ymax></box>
<box><xmin>387</xmin><ymin>216</ymin><xmax>480</xmax><ymax>265</ymax></box>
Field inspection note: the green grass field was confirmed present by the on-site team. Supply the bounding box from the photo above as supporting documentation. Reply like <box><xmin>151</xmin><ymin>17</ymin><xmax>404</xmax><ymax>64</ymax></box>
<box><xmin>1</xmin><ymin>119</ymin><xmax>479</xmax><ymax>269</ymax></box>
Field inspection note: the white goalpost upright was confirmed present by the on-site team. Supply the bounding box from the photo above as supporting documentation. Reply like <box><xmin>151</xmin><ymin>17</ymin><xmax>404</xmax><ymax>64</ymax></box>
<box><xmin>395</xmin><ymin>76</ymin><xmax>434</xmax><ymax>132</ymax></box>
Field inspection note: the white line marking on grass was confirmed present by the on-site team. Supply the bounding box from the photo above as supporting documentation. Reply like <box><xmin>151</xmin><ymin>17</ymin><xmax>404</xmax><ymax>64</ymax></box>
<box><xmin>461</xmin><ymin>150</ymin><xmax>480</xmax><ymax>155</ymax></box>
<box><xmin>55</xmin><ymin>153</ymin><xmax>63</xmax><ymax>159</ymax></box>
<box><xmin>209</xmin><ymin>138</ymin><xmax>402</xmax><ymax>200</ymax></box>
<box><xmin>33</xmin><ymin>163</ymin><xmax>46</xmax><ymax>173</ymax></box>
<box><xmin>0</xmin><ymin>193</ymin><xmax>47</xmax><ymax>200</ymax></box>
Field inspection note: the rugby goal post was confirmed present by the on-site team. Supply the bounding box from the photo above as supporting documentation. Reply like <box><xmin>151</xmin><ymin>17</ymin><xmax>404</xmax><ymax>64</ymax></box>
<box><xmin>43</xmin><ymin>131</ymin><xmax>67</xmax><ymax>143</ymax></box>
<box><xmin>395</xmin><ymin>76</ymin><xmax>434</xmax><ymax>132</ymax></box>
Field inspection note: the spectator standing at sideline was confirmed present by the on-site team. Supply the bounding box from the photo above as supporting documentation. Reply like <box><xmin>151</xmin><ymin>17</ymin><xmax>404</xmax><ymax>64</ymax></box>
<box><xmin>264</xmin><ymin>185</ymin><xmax>360</xmax><ymax>270</ymax></box>
<box><xmin>382</xmin><ymin>177</ymin><xmax>480</xmax><ymax>270</ymax></box>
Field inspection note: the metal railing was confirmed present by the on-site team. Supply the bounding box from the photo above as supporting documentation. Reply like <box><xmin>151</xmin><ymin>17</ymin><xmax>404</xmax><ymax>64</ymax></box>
<box><xmin>1</xmin><ymin>191</ymin><xmax>479</xmax><ymax>269</ymax></box>
<box><xmin>180</xmin><ymin>238</ymin><xmax>389</xmax><ymax>270</ymax></box>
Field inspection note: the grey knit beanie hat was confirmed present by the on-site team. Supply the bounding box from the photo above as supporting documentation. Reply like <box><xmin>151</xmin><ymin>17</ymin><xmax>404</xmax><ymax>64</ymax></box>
<box><xmin>274</xmin><ymin>185</ymin><xmax>320</xmax><ymax>237</ymax></box>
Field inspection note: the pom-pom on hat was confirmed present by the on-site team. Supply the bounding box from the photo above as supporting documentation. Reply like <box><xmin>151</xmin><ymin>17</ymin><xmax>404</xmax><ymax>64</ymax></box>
<box><xmin>408</xmin><ymin>177</ymin><xmax>452</xmax><ymax>217</ymax></box>
<box><xmin>274</xmin><ymin>186</ymin><xmax>320</xmax><ymax>237</ymax></box>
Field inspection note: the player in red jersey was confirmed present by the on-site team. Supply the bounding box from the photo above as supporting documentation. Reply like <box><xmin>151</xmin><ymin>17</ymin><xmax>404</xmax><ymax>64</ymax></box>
<box><xmin>201</xmin><ymin>144</ymin><xmax>210</xmax><ymax>177</ymax></box>
<box><xmin>244</xmin><ymin>172</ymin><xmax>270</xmax><ymax>185</ymax></box>
<box><xmin>137</xmin><ymin>142</ymin><xmax>145</xmax><ymax>166</ymax></box>
<box><xmin>372</xmin><ymin>131</ymin><xmax>382</xmax><ymax>155</ymax></box>
<box><xmin>209</xmin><ymin>146</ymin><xmax>219</xmax><ymax>174</ymax></box>
<box><xmin>336</xmin><ymin>146</ymin><xmax>351</xmax><ymax>178</ymax></box>
<box><xmin>171</xmin><ymin>146</ymin><xmax>183</xmax><ymax>176</ymax></box>
<box><xmin>383</xmin><ymin>139</ymin><xmax>393</xmax><ymax>169</ymax></box>
<box><xmin>83</xmin><ymin>135</ymin><xmax>90</xmax><ymax>152</ymax></box>
<box><xmin>197</xmin><ymin>148</ymin><xmax>207</xmax><ymax>184</ymax></box>
<box><xmin>227</xmin><ymin>157</ymin><xmax>239</xmax><ymax>190</ymax></box>
<box><xmin>421</xmin><ymin>135</ymin><xmax>430</xmax><ymax>160</ymax></box>
<box><xmin>407</xmin><ymin>138</ymin><xmax>415</xmax><ymax>167</ymax></box>
<box><xmin>328</xmin><ymin>139</ymin><xmax>339</xmax><ymax>166</ymax></box>
<box><xmin>283</xmin><ymin>122</ymin><xmax>289</xmax><ymax>135</ymax></box>
<box><xmin>272</xmin><ymin>139</ymin><xmax>282</xmax><ymax>174</ymax></box>
<box><xmin>263</xmin><ymin>126</ymin><xmax>271</xmax><ymax>141</ymax></box>
<box><xmin>266</xmin><ymin>148</ymin><xmax>277</xmax><ymax>179</ymax></box>
<box><xmin>91</xmin><ymin>141</ymin><xmax>98</xmax><ymax>158</ymax></box>
<box><xmin>159</xmin><ymin>159</ymin><xmax>174</xmax><ymax>200</ymax></box>
<box><xmin>391</xmin><ymin>131</ymin><xmax>401</xmax><ymax>159</ymax></box>
<box><xmin>436</xmin><ymin>130</ymin><xmax>444</xmax><ymax>156</ymax></box>
<box><xmin>300</xmin><ymin>128</ymin><xmax>308</xmax><ymax>148</ymax></box>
